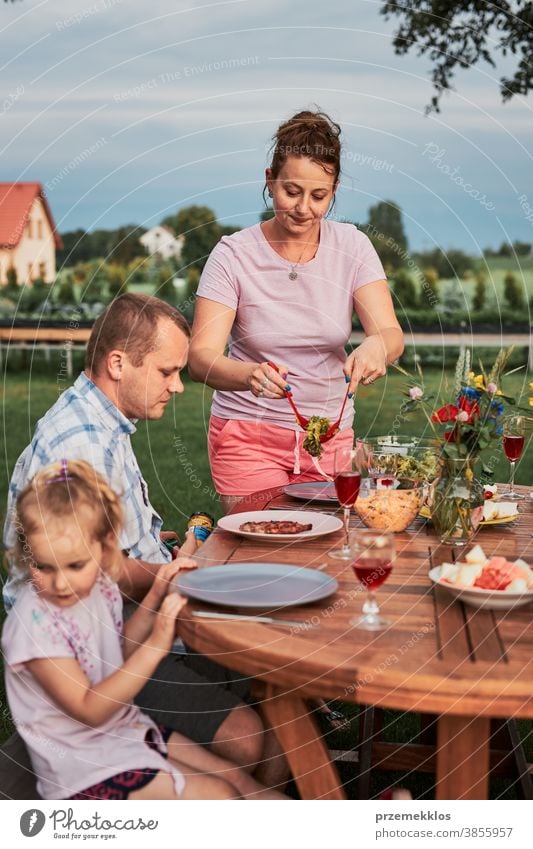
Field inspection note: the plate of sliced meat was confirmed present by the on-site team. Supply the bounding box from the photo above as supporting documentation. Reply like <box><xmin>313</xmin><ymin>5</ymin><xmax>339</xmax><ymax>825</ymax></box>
<box><xmin>217</xmin><ymin>510</ymin><xmax>343</xmax><ymax>541</ymax></box>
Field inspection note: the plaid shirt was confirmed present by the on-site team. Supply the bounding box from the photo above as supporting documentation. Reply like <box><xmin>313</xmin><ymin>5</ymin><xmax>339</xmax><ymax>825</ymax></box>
<box><xmin>3</xmin><ymin>372</ymin><xmax>170</xmax><ymax>610</ymax></box>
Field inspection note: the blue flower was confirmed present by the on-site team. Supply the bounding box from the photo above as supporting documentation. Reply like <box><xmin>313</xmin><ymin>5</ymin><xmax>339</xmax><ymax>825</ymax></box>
<box><xmin>460</xmin><ymin>388</ymin><xmax>480</xmax><ymax>401</ymax></box>
<box><xmin>488</xmin><ymin>400</ymin><xmax>505</xmax><ymax>421</ymax></box>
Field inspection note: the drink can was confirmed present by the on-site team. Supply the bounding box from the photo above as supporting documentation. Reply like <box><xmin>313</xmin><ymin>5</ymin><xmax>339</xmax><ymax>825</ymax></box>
<box><xmin>187</xmin><ymin>511</ymin><xmax>214</xmax><ymax>547</ymax></box>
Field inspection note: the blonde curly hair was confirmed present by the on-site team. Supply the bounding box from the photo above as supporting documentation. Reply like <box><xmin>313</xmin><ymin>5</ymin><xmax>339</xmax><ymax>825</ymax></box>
<box><xmin>12</xmin><ymin>459</ymin><xmax>124</xmax><ymax>583</ymax></box>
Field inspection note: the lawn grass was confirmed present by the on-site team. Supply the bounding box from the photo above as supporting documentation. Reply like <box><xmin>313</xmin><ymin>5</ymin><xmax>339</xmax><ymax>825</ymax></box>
<box><xmin>2</xmin><ymin>367</ymin><xmax>532</xmax><ymax>533</ymax></box>
<box><xmin>1</xmin><ymin>367</ymin><xmax>532</xmax><ymax>797</ymax></box>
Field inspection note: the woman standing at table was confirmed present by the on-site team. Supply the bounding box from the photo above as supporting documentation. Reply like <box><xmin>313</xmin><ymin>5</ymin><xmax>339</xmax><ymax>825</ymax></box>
<box><xmin>189</xmin><ymin>109</ymin><xmax>404</xmax><ymax>510</ymax></box>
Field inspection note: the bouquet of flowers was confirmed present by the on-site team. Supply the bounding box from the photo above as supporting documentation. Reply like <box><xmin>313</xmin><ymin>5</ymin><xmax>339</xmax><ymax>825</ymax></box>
<box><xmin>397</xmin><ymin>347</ymin><xmax>527</xmax><ymax>470</ymax></box>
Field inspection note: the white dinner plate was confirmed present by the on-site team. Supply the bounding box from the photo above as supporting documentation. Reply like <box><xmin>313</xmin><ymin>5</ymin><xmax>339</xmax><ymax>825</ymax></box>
<box><xmin>283</xmin><ymin>481</ymin><xmax>337</xmax><ymax>503</ymax></box>
<box><xmin>217</xmin><ymin>510</ymin><xmax>343</xmax><ymax>541</ymax></box>
<box><xmin>177</xmin><ymin>563</ymin><xmax>338</xmax><ymax>609</ymax></box>
<box><xmin>429</xmin><ymin>566</ymin><xmax>533</xmax><ymax>610</ymax></box>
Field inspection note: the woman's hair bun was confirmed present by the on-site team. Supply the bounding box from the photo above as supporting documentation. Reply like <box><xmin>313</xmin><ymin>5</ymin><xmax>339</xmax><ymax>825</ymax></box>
<box><xmin>268</xmin><ymin>108</ymin><xmax>342</xmax><ymax>182</ymax></box>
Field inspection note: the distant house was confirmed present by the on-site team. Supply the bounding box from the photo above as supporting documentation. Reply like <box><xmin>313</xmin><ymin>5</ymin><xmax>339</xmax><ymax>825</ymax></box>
<box><xmin>139</xmin><ymin>225</ymin><xmax>184</xmax><ymax>261</ymax></box>
<box><xmin>0</xmin><ymin>182</ymin><xmax>63</xmax><ymax>285</ymax></box>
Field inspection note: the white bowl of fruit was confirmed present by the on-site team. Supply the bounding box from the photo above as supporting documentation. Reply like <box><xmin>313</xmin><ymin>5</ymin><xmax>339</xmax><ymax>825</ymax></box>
<box><xmin>429</xmin><ymin>544</ymin><xmax>533</xmax><ymax>610</ymax></box>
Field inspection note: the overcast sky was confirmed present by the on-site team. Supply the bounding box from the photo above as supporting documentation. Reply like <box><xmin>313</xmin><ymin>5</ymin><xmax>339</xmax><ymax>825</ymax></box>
<box><xmin>2</xmin><ymin>0</ymin><xmax>532</xmax><ymax>252</ymax></box>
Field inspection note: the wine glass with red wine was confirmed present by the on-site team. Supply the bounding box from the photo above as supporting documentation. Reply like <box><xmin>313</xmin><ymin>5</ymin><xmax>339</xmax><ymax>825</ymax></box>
<box><xmin>349</xmin><ymin>530</ymin><xmax>395</xmax><ymax>630</ymax></box>
<box><xmin>329</xmin><ymin>446</ymin><xmax>362</xmax><ymax>560</ymax></box>
<box><xmin>502</xmin><ymin>415</ymin><xmax>526</xmax><ymax>501</ymax></box>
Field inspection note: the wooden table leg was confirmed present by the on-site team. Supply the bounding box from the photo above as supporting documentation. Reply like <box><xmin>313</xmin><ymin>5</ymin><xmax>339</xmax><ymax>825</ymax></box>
<box><xmin>260</xmin><ymin>684</ymin><xmax>346</xmax><ymax>800</ymax></box>
<box><xmin>436</xmin><ymin>715</ymin><xmax>490</xmax><ymax>800</ymax></box>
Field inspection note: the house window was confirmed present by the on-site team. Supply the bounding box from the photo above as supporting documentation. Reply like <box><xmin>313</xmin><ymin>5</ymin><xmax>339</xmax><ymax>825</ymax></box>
<box><xmin>37</xmin><ymin>220</ymin><xmax>43</xmax><ymax>239</ymax></box>
<box><xmin>26</xmin><ymin>219</ymin><xmax>32</xmax><ymax>238</ymax></box>
<box><xmin>39</xmin><ymin>262</ymin><xmax>46</xmax><ymax>279</ymax></box>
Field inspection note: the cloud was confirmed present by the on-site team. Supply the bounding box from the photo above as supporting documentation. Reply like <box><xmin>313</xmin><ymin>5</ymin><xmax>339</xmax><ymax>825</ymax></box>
<box><xmin>1</xmin><ymin>0</ymin><xmax>531</xmax><ymax>250</ymax></box>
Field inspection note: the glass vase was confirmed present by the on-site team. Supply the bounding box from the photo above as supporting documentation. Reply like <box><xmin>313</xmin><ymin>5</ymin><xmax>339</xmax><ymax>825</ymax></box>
<box><xmin>429</xmin><ymin>457</ymin><xmax>485</xmax><ymax>546</ymax></box>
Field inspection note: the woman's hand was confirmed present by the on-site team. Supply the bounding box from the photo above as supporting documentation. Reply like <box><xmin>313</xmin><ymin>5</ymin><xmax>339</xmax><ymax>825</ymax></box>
<box><xmin>344</xmin><ymin>337</ymin><xmax>388</xmax><ymax>395</ymax></box>
<box><xmin>147</xmin><ymin>593</ymin><xmax>186</xmax><ymax>655</ymax></box>
<box><xmin>247</xmin><ymin>360</ymin><xmax>291</xmax><ymax>400</ymax></box>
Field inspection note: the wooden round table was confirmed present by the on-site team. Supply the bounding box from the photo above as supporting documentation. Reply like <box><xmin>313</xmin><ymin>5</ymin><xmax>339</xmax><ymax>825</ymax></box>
<box><xmin>177</xmin><ymin>486</ymin><xmax>533</xmax><ymax>799</ymax></box>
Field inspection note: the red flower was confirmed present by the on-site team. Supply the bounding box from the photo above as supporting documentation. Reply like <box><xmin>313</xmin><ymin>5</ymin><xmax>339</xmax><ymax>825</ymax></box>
<box><xmin>431</xmin><ymin>404</ymin><xmax>459</xmax><ymax>423</ymax></box>
<box><xmin>457</xmin><ymin>394</ymin><xmax>480</xmax><ymax>422</ymax></box>
<box><xmin>443</xmin><ymin>427</ymin><xmax>458</xmax><ymax>442</ymax></box>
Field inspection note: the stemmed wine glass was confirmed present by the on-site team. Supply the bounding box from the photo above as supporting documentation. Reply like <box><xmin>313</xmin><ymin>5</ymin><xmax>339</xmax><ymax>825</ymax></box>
<box><xmin>329</xmin><ymin>446</ymin><xmax>362</xmax><ymax>560</ymax></box>
<box><xmin>349</xmin><ymin>529</ymin><xmax>395</xmax><ymax>631</ymax></box>
<box><xmin>502</xmin><ymin>415</ymin><xmax>526</xmax><ymax>501</ymax></box>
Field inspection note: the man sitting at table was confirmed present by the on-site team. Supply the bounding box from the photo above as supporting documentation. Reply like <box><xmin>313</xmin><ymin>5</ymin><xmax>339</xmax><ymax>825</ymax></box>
<box><xmin>2</xmin><ymin>293</ymin><xmax>286</xmax><ymax>790</ymax></box>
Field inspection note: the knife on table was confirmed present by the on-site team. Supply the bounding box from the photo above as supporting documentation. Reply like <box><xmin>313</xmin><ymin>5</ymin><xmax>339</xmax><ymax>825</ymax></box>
<box><xmin>191</xmin><ymin>610</ymin><xmax>317</xmax><ymax>629</ymax></box>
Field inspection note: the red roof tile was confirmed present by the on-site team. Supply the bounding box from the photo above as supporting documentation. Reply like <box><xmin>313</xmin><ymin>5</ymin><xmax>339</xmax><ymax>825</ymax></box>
<box><xmin>0</xmin><ymin>182</ymin><xmax>63</xmax><ymax>249</ymax></box>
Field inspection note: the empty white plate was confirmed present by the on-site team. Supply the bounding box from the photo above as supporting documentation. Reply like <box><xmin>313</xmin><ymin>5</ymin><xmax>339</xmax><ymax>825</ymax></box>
<box><xmin>177</xmin><ymin>563</ymin><xmax>338</xmax><ymax>609</ymax></box>
<box><xmin>283</xmin><ymin>481</ymin><xmax>337</xmax><ymax>502</ymax></box>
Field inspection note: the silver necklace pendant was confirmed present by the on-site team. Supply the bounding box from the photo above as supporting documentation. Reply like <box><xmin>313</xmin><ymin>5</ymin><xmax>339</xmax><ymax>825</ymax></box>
<box><xmin>288</xmin><ymin>269</ymin><xmax>298</xmax><ymax>280</ymax></box>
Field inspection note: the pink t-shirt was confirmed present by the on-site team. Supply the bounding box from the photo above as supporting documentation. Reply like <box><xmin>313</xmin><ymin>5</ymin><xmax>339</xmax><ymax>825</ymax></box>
<box><xmin>2</xmin><ymin>577</ymin><xmax>184</xmax><ymax>799</ymax></box>
<box><xmin>197</xmin><ymin>219</ymin><xmax>386</xmax><ymax>430</ymax></box>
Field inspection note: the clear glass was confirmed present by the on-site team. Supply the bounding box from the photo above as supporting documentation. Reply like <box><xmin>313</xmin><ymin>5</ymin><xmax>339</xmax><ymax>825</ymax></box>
<box><xmin>328</xmin><ymin>446</ymin><xmax>362</xmax><ymax>560</ymax></box>
<box><xmin>502</xmin><ymin>415</ymin><xmax>526</xmax><ymax>501</ymax></box>
<box><xmin>430</xmin><ymin>456</ymin><xmax>484</xmax><ymax>546</ymax></box>
<box><xmin>349</xmin><ymin>529</ymin><xmax>395</xmax><ymax>630</ymax></box>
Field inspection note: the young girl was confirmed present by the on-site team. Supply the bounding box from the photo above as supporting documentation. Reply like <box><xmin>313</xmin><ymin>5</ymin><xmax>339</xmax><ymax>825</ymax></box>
<box><xmin>2</xmin><ymin>459</ymin><xmax>284</xmax><ymax>800</ymax></box>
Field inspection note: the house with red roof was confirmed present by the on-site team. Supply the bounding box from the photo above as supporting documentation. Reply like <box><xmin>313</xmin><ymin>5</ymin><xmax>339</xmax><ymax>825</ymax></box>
<box><xmin>0</xmin><ymin>182</ymin><xmax>63</xmax><ymax>286</ymax></box>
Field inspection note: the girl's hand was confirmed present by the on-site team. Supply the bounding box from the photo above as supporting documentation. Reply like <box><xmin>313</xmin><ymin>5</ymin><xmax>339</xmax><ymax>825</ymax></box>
<box><xmin>147</xmin><ymin>593</ymin><xmax>186</xmax><ymax>654</ymax></box>
<box><xmin>145</xmin><ymin>560</ymin><xmax>196</xmax><ymax>608</ymax></box>
<box><xmin>344</xmin><ymin>338</ymin><xmax>387</xmax><ymax>395</ymax></box>
<box><xmin>247</xmin><ymin>361</ymin><xmax>290</xmax><ymax>400</ymax></box>
<box><xmin>172</xmin><ymin>555</ymin><xmax>197</xmax><ymax>571</ymax></box>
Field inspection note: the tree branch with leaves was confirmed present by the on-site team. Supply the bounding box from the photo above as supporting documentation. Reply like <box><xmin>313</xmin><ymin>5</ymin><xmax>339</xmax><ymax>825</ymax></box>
<box><xmin>381</xmin><ymin>1</ymin><xmax>533</xmax><ymax>112</ymax></box>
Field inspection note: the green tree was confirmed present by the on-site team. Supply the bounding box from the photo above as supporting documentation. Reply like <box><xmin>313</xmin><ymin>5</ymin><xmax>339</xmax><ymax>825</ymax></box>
<box><xmin>107</xmin><ymin>264</ymin><xmax>128</xmax><ymax>300</ymax></box>
<box><xmin>366</xmin><ymin>199</ymin><xmax>408</xmax><ymax>253</ymax></box>
<box><xmin>155</xmin><ymin>264</ymin><xmax>176</xmax><ymax>304</ymax></box>
<box><xmin>503</xmin><ymin>271</ymin><xmax>525</xmax><ymax>310</ymax></box>
<box><xmin>80</xmin><ymin>271</ymin><xmax>107</xmax><ymax>306</ymax></box>
<box><xmin>260</xmin><ymin>209</ymin><xmax>275</xmax><ymax>222</ymax></box>
<box><xmin>55</xmin><ymin>273</ymin><xmax>77</xmax><ymax>306</ymax></box>
<box><xmin>472</xmin><ymin>271</ymin><xmax>487</xmax><ymax>312</ymax></box>
<box><xmin>164</xmin><ymin>205</ymin><xmax>222</xmax><ymax>273</ymax></box>
<box><xmin>126</xmin><ymin>256</ymin><xmax>150</xmax><ymax>284</ymax></box>
<box><xmin>5</xmin><ymin>266</ymin><xmax>18</xmax><ymax>293</ymax></box>
<box><xmin>18</xmin><ymin>278</ymin><xmax>51</xmax><ymax>312</ymax></box>
<box><xmin>185</xmin><ymin>267</ymin><xmax>201</xmax><ymax>300</ymax></box>
<box><xmin>513</xmin><ymin>240</ymin><xmax>532</xmax><ymax>256</ymax></box>
<box><xmin>440</xmin><ymin>279</ymin><xmax>464</xmax><ymax>313</ymax></box>
<box><xmin>420</xmin><ymin>266</ymin><xmax>440</xmax><ymax>308</ymax></box>
<box><xmin>417</xmin><ymin>248</ymin><xmax>472</xmax><ymax>279</ymax></box>
<box><xmin>57</xmin><ymin>225</ymin><xmax>147</xmax><ymax>267</ymax></box>
<box><xmin>498</xmin><ymin>242</ymin><xmax>513</xmax><ymax>257</ymax></box>
<box><xmin>108</xmin><ymin>225</ymin><xmax>147</xmax><ymax>265</ymax></box>
<box><xmin>392</xmin><ymin>269</ymin><xmax>418</xmax><ymax>310</ymax></box>
<box><xmin>381</xmin><ymin>1</ymin><xmax>533</xmax><ymax>113</ymax></box>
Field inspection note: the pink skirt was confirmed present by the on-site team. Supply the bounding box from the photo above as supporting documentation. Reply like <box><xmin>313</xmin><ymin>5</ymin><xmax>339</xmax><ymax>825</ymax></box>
<box><xmin>208</xmin><ymin>415</ymin><xmax>354</xmax><ymax>496</ymax></box>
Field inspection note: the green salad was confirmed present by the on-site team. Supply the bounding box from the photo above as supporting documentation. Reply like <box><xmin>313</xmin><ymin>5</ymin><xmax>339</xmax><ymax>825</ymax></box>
<box><xmin>303</xmin><ymin>416</ymin><xmax>332</xmax><ymax>459</ymax></box>
<box><xmin>370</xmin><ymin>449</ymin><xmax>439</xmax><ymax>482</ymax></box>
